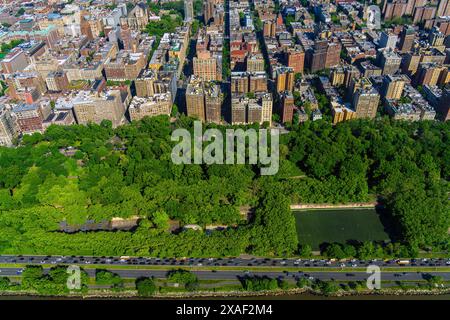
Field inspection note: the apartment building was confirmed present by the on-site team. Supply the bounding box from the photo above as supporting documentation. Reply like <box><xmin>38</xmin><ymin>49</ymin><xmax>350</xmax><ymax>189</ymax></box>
<box><xmin>128</xmin><ymin>93</ymin><xmax>172</xmax><ymax>121</ymax></box>
<box><xmin>72</xmin><ymin>90</ymin><xmax>127</xmax><ymax>127</ymax></box>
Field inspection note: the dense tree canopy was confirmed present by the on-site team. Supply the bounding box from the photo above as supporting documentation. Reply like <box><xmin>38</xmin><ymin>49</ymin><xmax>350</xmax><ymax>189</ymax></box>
<box><xmin>0</xmin><ymin>116</ymin><xmax>448</xmax><ymax>257</ymax></box>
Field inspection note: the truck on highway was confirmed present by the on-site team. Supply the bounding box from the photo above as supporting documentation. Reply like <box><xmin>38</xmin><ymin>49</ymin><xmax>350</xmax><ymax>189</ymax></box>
<box><xmin>119</xmin><ymin>256</ymin><xmax>131</xmax><ymax>262</ymax></box>
<box><xmin>397</xmin><ymin>259</ymin><xmax>410</xmax><ymax>265</ymax></box>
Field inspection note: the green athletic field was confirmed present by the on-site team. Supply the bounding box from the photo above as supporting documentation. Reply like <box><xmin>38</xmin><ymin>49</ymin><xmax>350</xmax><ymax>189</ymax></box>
<box><xmin>294</xmin><ymin>208</ymin><xmax>391</xmax><ymax>250</ymax></box>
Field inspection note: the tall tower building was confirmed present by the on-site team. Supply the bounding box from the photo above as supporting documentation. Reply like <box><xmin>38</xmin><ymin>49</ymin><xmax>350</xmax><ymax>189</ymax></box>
<box><xmin>280</xmin><ymin>91</ymin><xmax>295</xmax><ymax>123</ymax></box>
<box><xmin>186</xmin><ymin>76</ymin><xmax>205</xmax><ymax>121</ymax></box>
<box><xmin>378</xmin><ymin>49</ymin><xmax>402</xmax><ymax>75</ymax></box>
<box><xmin>437</xmin><ymin>0</ymin><xmax>450</xmax><ymax>17</ymax></box>
<box><xmin>353</xmin><ymin>88</ymin><xmax>380</xmax><ymax>119</ymax></box>
<box><xmin>204</xmin><ymin>82</ymin><xmax>223</xmax><ymax>123</ymax></box>
<box><xmin>0</xmin><ymin>106</ymin><xmax>18</xmax><ymax>147</ymax></box>
<box><xmin>276</xmin><ymin>67</ymin><xmax>295</xmax><ymax>92</ymax></box>
<box><xmin>193</xmin><ymin>51</ymin><xmax>219</xmax><ymax>81</ymax></box>
<box><xmin>379</xmin><ymin>32</ymin><xmax>398</xmax><ymax>51</ymax></box>
<box><xmin>184</xmin><ymin>0</ymin><xmax>194</xmax><ymax>22</ymax></box>
<box><xmin>398</xmin><ymin>26</ymin><xmax>415</xmax><ymax>53</ymax></box>
<box><xmin>381</xmin><ymin>75</ymin><xmax>406</xmax><ymax>100</ymax></box>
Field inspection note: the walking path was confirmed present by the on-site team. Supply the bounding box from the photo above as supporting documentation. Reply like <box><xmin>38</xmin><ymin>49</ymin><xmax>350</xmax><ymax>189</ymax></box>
<box><xmin>290</xmin><ymin>202</ymin><xmax>377</xmax><ymax>210</ymax></box>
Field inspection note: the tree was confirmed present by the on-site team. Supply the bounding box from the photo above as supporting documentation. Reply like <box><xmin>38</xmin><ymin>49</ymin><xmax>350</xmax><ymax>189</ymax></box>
<box><xmin>136</xmin><ymin>277</ymin><xmax>157</xmax><ymax>296</ymax></box>
<box><xmin>320</xmin><ymin>281</ymin><xmax>340</xmax><ymax>295</ymax></box>
<box><xmin>0</xmin><ymin>277</ymin><xmax>11</xmax><ymax>290</ymax></box>
<box><xmin>424</xmin><ymin>274</ymin><xmax>444</xmax><ymax>288</ymax></box>
<box><xmin>298</xmin><ymin>244</ymin><xmax>312</xmax><ymax>258</ymax></box>
<box><xmin>324</xmin><ymin>243</ymin><xmax>346</xmax><ymax>259</ymax></box>
<box><xmin>241</xmin><ymin>276</ymin><xmax>278</xmax><ymax>291</ymax></box>
<box><xmin>167</xmin><ymin>269</ymin><xmax>199</xmax><ymax>291</ymax></box>
<box><xmin>296</xmin><ymin>277</ymin><xmax>311</xmax><ymax>288</ymax></box>
<box><xmin>95</xmin><ymin>270</ymin><xmax>124</xmax><ymax>290</ymax></box>
<box><xmin>251</xmin><ymin>189</ymin><xmax>298</xmax><ymax>256</ymax></box>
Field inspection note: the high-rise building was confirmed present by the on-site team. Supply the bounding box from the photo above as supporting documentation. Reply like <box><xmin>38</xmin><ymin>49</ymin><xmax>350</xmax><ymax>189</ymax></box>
<box><xmin>352</xmin><ymin>88</ymin><xmax>381</xmax><ymax>119</ymax></box>
<box><xmin>348</xmin><ymin>77</ymin><xmax>373</xmax><ymax>98</ymax></box>
<box><xmin>231</xmin><ymin>95</ymin><xmax>247</xmax><ymax>125</ymax></box>
<box><xmin>249</xmin><ymin>72</ymin><xmax>268</xmax><ymax>93</ymax></box>
<box><xmin>344</xmin><ymin>65</ymin><xmax>361</xmax><ymax>88</ymax></box>
<box><xmin>12</xmin><ymin>103</ymin><xmax>46</xmax><ymax>134</ymax></box>
<box><xmin>413</xmin><ymin>63</ymin><xmax>443</xmax><ymax>87</ymax></box>
<box><xmin>307</xmin><ymin>39</ymin><xmax>341</xmax><ymax>72</ymax></box>
<box><xmin>0</xmin><ymin>106</ymin><xmax>18</xmax><ymax>146</ymax></box>
<box><xmin>401</xmin><ymin>52</ymin><xmax>421</xmax><ymax>75</ymax></box>
<box><xmin>184</xmin><ymin>0</ymin><xmax>194</xmax><ymax>22</ymax></box>
<box><xmin>247</xmin><ymin>102</ymin><xmax>262</xmax><ymax>124</ymax></box>
<box><xmin>330</xmin><ymin>66</ymin><xmax>345</xmax><ymax>86</ymax></box>
<box><xmin>398</xmin><ymin>26</ymin><xmax>415</xmax><ymax>53</ymax></box>
<box><xmin>231</xmin><ymin>93</ymin><xmax>272</xmax><ymax>125</ymax></box>
<box><xmin>429</xmin><ymin>28</ymin><xmax>446</xmax><ymax>48</ymax></box>
<box><xmin>381</xmin><ymin>74</ymin><xmax>407</xmax><ymax>100</ymax></box>
<box><xmin>204</xmin><ymin>82</ymin><xmax>223</xmax><ymax>123</ymax></box>
<box><xmin>204</xmin><ymin>0</ymin><xmax>216</xmax><ymax>24</ymax></box>
<box><xmin>120</xmin><ymin>25</ymin><xmax>134</xmax><ymax>51</ymax></box>
<box><xmin>231</xmin><ymin>72</ymin><xmax>249</xmax><ymax>94</ymax></box>
<box><xmin>121</xmin><ymin>2</ymin><xmax>149</xmax><ymax>31</ymax></box>
<box><xmin>186</xmin><ymin>76</ymin><xmax>205</xmax><ymax>121</ymax></box>
<box><xmin>104</xmin><ymin>51</ymin><xmax>146</xmax><ymax>81</ymax></box>
<box><xmin>193</xmin><ymin>51</ymin><xmax>219</xmax><ymax>81</ymax></box>
<box><xmin>185</xmin><ymin>76</ymin><xmax>222</xmax><ymax>123</ymax></box>
<box><xmin>135</xmin><ymin>69</ymin><xmax>177</xmax><ymax>100</ymax></box>
<box><xmin>276</xmin><ymin>67</ymin><xmax>295</xmax><ymax>92</ymax></box>
<box><xmin>379</xmin><ymin>32</ymin><xmax>398</xmax><ymax>51</ymax></box>
<box><xmin>1</xmin><ymin>48</ymin><xmax>28</xmax><ymax>74</ymax></box>
<box><xmin>128</xmin><ymin>93</ymin><xmax>172</xmax><ymax>121</ymax></box>
<box><xmin>286</xmin><ymin>45</ymin><xmax>305</xmax><ymax>74</ymax></box>
<box><xmin>246</xmin><ymin>53</ymin><xmax>265</xmax><ymax>72</ymax></box>
<box><xmin>378</xmin><ymin>49</ymin><xmax>402</xmax><ymax>75</ymax></box>
<box><xmin>437</xmin><ymin>0</ymin><xmax>450</xmax><ymax>17</ymax></box>
<box><xmin>45</xmin><ymin>71</ymin><xmax>69</xmax><ymax>92</ymax></box>
<box><xmin>280</xmin><ymin>91</ymin><xmax>295</xmax><ymax>123</ymax></box>
<box><xmin>263</xmin><ymin>20</ymin><xmax>276</xmax><ymax>38</ymax></box>
<box><xmin>72</xmin><ymin>90</ymin><xmax>127</xmax><ymax>127</ymax></box>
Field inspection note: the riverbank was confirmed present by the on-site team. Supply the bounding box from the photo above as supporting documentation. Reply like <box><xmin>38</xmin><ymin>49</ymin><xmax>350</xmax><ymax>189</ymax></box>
<box><xmin>1</xmin><ymin>287</ymin><xmax>450</xmax><ymax>300</ymax></box>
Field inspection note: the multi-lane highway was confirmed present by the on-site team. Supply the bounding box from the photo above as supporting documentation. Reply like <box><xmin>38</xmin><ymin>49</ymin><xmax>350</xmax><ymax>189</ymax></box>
<box><xmin>1</xmin><ymin>266</ymin><xmax>449</xmax><ymax>284</ymax></box>
<box><xmin>0</xmin><ymin>255</ymin><xmax>449</xmax><ymax>269</ymax></box>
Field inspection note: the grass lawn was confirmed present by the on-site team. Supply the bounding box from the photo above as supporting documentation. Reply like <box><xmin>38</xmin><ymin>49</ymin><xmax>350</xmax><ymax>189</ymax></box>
<box><xmin>294</xmin><ymin>208</ymin><xmax>391</xmax><ymax>250</ymax></box>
